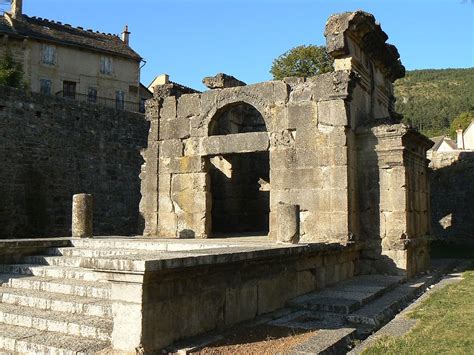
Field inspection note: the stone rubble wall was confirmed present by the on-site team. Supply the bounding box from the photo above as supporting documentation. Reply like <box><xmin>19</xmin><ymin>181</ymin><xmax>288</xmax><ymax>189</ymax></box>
<box><xmin>0</xmin><ymin>85</ymin><xmax>149</xmax><ymax>238</ymax></box>
<box><xmin>430</xmin><ymin>151</ymin><xmax>474</xmax><ymax>242</ymax></box>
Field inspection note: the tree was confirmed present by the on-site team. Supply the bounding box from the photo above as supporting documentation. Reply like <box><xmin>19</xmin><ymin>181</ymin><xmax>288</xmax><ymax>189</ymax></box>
<box><xmin>449</xmin><ymin>111</ymin><xmax>474</xmax><ymax>139</ymax></box>
<box><xmin>0</xmin><ymin>48</ymin><xmax>25</xmax><ymax>89</ymax></box>
<box><xmin>270</xmin><ymin>45</ymin><xmax>334</xmax><ymax>80</ymax></box>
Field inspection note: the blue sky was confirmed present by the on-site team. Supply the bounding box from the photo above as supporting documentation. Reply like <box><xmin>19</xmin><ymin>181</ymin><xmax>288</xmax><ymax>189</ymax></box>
<box><xmin>9</xmin><ymin>0</ymin><xmax>474</xmax><ymax>90</ymax></box>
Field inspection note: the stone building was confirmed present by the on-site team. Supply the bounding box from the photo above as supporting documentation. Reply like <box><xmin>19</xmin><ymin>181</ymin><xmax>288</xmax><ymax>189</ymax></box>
<box><xmin>140</xmin><ymin>11</ymin><xmax>433</xmax><ymax>277</ymax></box>
<box><xmin>0</xmin><ymin>0</ymin><xmax>151</xmax><ymax>112</ymax></box>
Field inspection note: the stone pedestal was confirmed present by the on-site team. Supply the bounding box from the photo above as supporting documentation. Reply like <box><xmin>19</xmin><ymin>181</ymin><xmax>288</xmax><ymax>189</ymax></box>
<box><xmin>276</xmin><ymin>203</ymin><xmax>300</xmax><ymax>244</ymax></box>
<box><xmin>72</xmin><ymin>194</ymin><xmax>93</xmax><ymax>238</ymax></box>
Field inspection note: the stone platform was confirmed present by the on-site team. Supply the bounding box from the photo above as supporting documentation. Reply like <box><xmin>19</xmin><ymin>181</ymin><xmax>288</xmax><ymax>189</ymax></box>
<box><xmin>0</xmin><ymin>236</ymin><xmax>360</xmax><ymax>353</ymax></box>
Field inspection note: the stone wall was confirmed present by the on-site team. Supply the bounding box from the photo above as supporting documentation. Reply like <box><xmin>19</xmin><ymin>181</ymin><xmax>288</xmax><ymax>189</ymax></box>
<box><xmin>430</xmin><ymin>151</ymin><xmax>474</xmax><ymax>242</ymax></box>
<box><xmin>109</xmin><ymin>243</ymin><xmax>360</xmax><ymax>351</ymax></box>
<box><xmin>0</xmin><ymin>85</ymin><xmax>149</xmax><ymax>238</ymax></box>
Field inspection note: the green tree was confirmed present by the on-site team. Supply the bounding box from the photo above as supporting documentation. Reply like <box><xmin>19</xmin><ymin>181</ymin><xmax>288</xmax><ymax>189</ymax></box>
<box><xmin>0</xmin><ymin>48</ymin><xmax>24</xmax><ymax>89</ymax></box>
<box><xmin>449</xmin><ymin>111</ymin><xmax>474</xmax><ymax>139</ymax></box>
<box><xmin>270</xmin><ymin>45</ymin><xmax>334</xmax><ymax>80</ymax></box>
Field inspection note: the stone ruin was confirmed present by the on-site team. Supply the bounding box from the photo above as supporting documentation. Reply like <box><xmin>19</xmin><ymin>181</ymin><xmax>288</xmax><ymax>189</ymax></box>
<box><xmin>140</xmin><ymin>10</ymin><xmax>433</xmax><ymax>277</ymax></box>
<box><xmin>0</xmin><ymin>11</ymin><xmax>438</xmax><ymax>354</ymax></box>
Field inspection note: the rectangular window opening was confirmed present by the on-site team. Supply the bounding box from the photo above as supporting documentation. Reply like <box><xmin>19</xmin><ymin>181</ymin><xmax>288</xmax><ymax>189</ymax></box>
<box><xmin>41</xmin><ymin>44</ymin><xmax>56</xmax><ymax>65</ymax></box>
<box><xmin>100</xmin><ymin>57</ymin><xmax>113</xmax><ymax>75</ymax></box>
<box><xmin>39</xmin><ymin>79</ymin><xmax>52</xmax><ymax>95</ymax></box>
<box><xmin>63</xmin><ymin>81</ymin><xmax>76</xmax><ymax>99</ymax></box>
<box><xmin>116</xmin><ymin>90</ymin><xmax>125</xmax><ymax>110</ymax></box>
<box><xmin>88</xmin><ymin>87</ymin><xmax>98</xmax><ymax>103</ymax></box>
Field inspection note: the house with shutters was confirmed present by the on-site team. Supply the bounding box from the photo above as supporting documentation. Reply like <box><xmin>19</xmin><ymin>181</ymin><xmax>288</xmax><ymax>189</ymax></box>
<box><xmin>0</xmin><ymin>0</ymin><xmax>151</xmax><ymax>112</ymax></box>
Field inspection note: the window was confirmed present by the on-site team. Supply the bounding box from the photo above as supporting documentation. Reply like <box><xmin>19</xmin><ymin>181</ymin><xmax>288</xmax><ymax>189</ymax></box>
<box><xmin>39</xmin><ymin>79</ymin><xmax>52</xmax><ymax>95</ymax></box>
<box><xmin>100</xmin><ymin>56</ymin><xmax>113</xmax><ymax>75</ymax></box>
<box><xmin>115</xmin><ymin>90</ymin><xmax>124</xmax><ymax>110</ymax></box>
<box><xmin>62</xmin><ymin>81</ymin><xmax>76</xmax><ymax>99</ymax></box>
<box><xmin>87</xmin><ymin>87</ymin><xmax>98</xmax><ymax>103</ymax></box>
<box><xmin>41</xmin><ymin>44</ymin><xmax>56</xmax><ymax>65</ymax></box>
<box><xmin>140</xmin><ymin>98</ymin><xmax>147</xmax><ymax>113</ymax></box>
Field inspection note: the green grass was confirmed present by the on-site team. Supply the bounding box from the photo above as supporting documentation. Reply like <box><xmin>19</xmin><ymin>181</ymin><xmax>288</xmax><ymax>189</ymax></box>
<box><xmin>363</xmin><ymin>264</ymin><xmax>474</xmax><ymax>355</ymax></box>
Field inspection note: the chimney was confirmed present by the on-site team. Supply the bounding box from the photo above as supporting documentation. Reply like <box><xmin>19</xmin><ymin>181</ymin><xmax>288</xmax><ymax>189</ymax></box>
<box><xmin>456</xmin><ymin>128</ymin><xmax>465</xmax><ymax>150</ymax></box>
<box><xmin>121</xmin><ymin>25</ymin><xmax>130</xmax><ymax>45</ymax></box>
<box><xmin>10</xmin><ymin>0</ymin><xmax>23</xmax><ymax>19</ymax></box>
<box><xmin>156</xmin><ymin>74</ymin><xmax>169</xmax><ymax>85</ymax></box>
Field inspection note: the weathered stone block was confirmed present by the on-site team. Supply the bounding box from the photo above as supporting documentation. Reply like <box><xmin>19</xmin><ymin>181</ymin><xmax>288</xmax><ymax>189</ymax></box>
<box><xmin>287</xmin><ymin>102</ymin><xmax>317</xmax><ymax>129</ymax></box>
<box><xmin>177</xmin><ymin>94</ymin><xmax>201</xmax><ymax>118</ymax></box>
<box><xmin>161</xmin><ymin>156</ymin><xmax>204</xmax><ymax>174</ymax></box>
<box><xmin>160</xmin><ymin>139</ymin><xmax>183</xmax><ymax>158</ymax></box>
<box><xmin>158</xmin><ymin>212</ymin><xmax>178</xmax><ymax>237</ymax></box>
<box><xmin>318</xmin><ymin>100</ymin><xmax>348</xmax><ymax>126</ymax></box>
<box><xmin>257</xmin><ymin>273</ymin><xmax>297</xmax><ymax>315</ymax></box>
<box><xmin>202</xmin><ymin>132</ymin><xmax>269</xmax><ymax>155</ymax></box>
<box><xmin>160</xmin><ymin>116</ymin><xmax>190</xmax><ymax>140</ymax></box>
<box><xmin>160</xmin><ymin>96</ymin><xmax>177</xmax><ymax>120</ymax></box>
<box><xmin>225</xmin><ymin>283</ymin><xmax>258</xmax><ymax>326</ymax></box>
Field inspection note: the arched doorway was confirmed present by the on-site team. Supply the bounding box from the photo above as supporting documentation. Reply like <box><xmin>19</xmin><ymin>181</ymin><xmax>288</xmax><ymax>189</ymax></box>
<box><xmin>208</xmin><ymin>102</ymin><xmax>270</xmax><ymax>237</ymax></box>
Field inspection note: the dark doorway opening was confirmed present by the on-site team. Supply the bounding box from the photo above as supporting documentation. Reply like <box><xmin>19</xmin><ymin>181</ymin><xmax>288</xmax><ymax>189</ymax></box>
<box><xmin>210</xmin><ymin>151</ymin><xmax>270</xmax><ymax>236</ymax></box>
<box><xmin>208</xmin><ymin>102</ymin><xmax>270</xmax><ymax>237</ymax></box>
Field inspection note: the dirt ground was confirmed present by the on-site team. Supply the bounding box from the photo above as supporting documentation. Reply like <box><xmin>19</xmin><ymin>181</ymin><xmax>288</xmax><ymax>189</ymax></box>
<box><xmin>192</xmin><ymin>324</ymin><xmax>317</xmax><ymax>354</ymax></box>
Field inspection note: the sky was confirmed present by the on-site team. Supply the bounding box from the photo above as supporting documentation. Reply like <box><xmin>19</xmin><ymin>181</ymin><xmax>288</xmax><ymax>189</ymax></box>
<box><xmin>6</xmin><ymin>0</ymin><xmax>474</xmax><ymax>90</ymax></box>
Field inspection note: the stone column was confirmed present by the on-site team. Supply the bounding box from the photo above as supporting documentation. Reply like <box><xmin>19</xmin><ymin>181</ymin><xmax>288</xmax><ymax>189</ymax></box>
<box><xmin>276</xmin><ymin>203</ymin><xmax>300</xmax><ymax>244</ymax></box>
<box><xmin>72</xmin><ymin>194</ymin><xmax>93</xmax><ymax>238</ymax></box>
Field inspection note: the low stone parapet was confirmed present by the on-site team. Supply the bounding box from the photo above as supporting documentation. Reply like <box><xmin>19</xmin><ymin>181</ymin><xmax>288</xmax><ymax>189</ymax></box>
<box><xmin>103</xmin><ymin>241</ymin><xmax>360</xmax><ymax>352</ymax></box>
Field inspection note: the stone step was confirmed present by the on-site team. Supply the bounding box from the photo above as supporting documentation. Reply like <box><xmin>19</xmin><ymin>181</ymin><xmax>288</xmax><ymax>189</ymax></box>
<box><xmin>0</xmin><ymin>273</ymin><xmax>111</xmax><ymax>299</ymax></box>
<box><xmin>70</xmin><ymin>238</ymin><xmax>231</xmax><ymax>252</ymax></box>
<box><xmin>346</xmin><ymin>273</ymin><xmax>438</xmax><ymax>327</ymax></box>
<box><xmin>45</xmin><ymin>246</ymin><xmax>154</xmax><ymax>258</ymax></box>
<box><xmin>0</xmin><ymin>303</ymin><xmax>112</xmax><ymax>341</ymax></box>
<box><xmin>288</xmin><ymin>275</ymin><xmax>403</xmax><ymax>314</ymax></box>
<box><xmin>0</xmin><ymin>264</ymin><xmax>110</xmax><ymax>281</ymax></box>
<box><xmin>0</xmin><ymin>323</ymin><xmax>110</xmax><ymax>354</ymax></box>
<box><xmin>23</xmin><ymin>255</ymin><xmax>91</xmax><ymax>267</ymax></box>
<box><xmin>0</xmin><ymin>287</ymin><xmax>112</xmax><ymax>317</ymax></box>
<box><xmin>20</xmin><ymin>254</ymin><xmax>150</xmax><ymax>272</ymax></box>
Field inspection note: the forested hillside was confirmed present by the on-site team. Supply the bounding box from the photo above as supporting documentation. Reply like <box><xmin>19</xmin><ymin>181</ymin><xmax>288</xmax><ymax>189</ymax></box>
<box><xmin>394</xmin><ymin>68</ymin><xmax>473</xmax><ymax>137</ymax></box>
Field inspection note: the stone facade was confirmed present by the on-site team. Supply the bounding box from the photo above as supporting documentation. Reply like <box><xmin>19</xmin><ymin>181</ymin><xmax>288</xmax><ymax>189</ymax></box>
<box><xmin>0</xmin><ymin>2</ymin><xmax>149</xmax><ymax>109</ymax></box>
<box><xmin>140</xmin><ymin>11</ymin><xmax>433</xmax><ymax>277</ymax></box>
<box><xmin>0</xmin><ymin>85</ymin><xmax>149</xmax><ymax>238</ymax></box>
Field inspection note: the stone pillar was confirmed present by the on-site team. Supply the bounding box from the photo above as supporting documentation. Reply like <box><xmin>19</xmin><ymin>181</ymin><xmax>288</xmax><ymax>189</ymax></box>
<box><xmin>72</xmin><ymin>194</ymin><xmax>93</xmax><ymax>238</ymax></box>
<box><xmin>276</xmin><ymin>203</ymin><xmax>300</xmax><ymax>244</ymax></box>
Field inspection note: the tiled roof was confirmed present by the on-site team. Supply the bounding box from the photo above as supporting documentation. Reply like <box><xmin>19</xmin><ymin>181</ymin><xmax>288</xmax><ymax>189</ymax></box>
<box><xmin>0</xmin><ymin>13</ymin><xmax>141</xmax><ymax>61</ymax></box>
<box><xmin>430</xmin><ymin>136</ymin><xmax>457</xmax><ymax>151</ymax></box>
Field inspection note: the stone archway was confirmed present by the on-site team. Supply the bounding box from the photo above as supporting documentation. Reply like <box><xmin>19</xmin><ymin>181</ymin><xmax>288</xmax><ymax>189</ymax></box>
<box><xmin>206</xmin><ymin>102</ymin><xmax>270</xmax><ymax>237</ymax></box>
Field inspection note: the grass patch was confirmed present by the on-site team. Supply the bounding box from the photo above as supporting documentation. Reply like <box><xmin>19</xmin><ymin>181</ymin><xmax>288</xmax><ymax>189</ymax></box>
<box><xmin>363</xmin><ymin>263</ymin><xmax>474</xmax><ymax>354</ymax></box>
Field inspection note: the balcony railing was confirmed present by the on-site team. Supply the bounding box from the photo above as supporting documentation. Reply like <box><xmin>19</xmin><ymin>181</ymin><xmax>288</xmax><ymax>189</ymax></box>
<box><xmin>55</xmin><ymin>91</ymin><xmax>145</xmax><ymax>113</ymax></box>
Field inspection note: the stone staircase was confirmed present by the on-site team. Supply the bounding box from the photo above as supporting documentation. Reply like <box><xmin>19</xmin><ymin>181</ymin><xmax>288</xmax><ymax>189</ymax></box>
<box><xmin>0</xmin><ymin>239</ymin><xmax>455</xmax><ymax>354</ymax></box>
<box><xmin>166</xmin><ymin>262</ymin><xmax>455</xmax><ymax>354</ymax></box>
<box><xmin>0</xmin><ymin>243</ymin><xmax>118</xmax><ymax>354</ymax></box>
